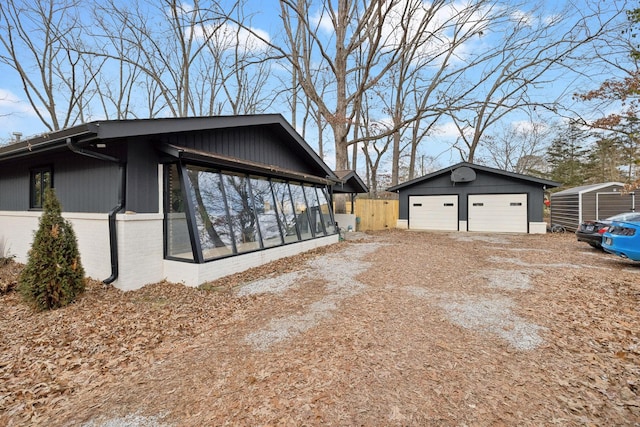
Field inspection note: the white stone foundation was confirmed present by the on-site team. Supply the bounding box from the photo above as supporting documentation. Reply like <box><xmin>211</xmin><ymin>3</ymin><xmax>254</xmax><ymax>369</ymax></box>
<box><xmin>0</xmin><ymin>211</ymin><xmax>339</xmax><ymax>291</ymax></box>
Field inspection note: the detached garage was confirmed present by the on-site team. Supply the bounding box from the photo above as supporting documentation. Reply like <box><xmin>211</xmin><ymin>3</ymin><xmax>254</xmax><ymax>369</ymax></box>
<box><xmin>388</xmin><ymin>162</ymin><xmax>560</xmax><ymax>234</ymax></box>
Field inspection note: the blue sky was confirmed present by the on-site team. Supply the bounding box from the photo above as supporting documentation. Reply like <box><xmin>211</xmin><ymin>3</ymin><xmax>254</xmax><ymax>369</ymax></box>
<box><xmin>0</xmin><ymin>0</ymin><xmax>633</xmax><ymax>171</ymax></box>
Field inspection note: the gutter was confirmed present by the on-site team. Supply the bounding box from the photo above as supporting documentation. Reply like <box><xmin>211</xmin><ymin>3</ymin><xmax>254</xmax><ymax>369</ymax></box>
<box><xmin>66</xmin><ymin>138</ymin><xmax>126</xmax><ymax>285</ymax></box>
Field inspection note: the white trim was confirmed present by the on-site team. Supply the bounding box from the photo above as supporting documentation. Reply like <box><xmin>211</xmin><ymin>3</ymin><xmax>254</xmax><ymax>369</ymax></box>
<box><xmin>529</xmin><ymin>222</ymin><xmax>547</xmax><ymax>234</ymax></box>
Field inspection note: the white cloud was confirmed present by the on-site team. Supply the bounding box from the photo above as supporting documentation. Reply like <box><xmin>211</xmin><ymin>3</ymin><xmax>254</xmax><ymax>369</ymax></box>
<box><xmin>0</xmin><ymin>89</ymin><xmax>46</xmax><ymax>141</ymax></box>
<box><xmin>192</xmin><ymin>22</ymin><xmax>271</xmax><ymax>53</ymax></box>
<box><xmin>310</xmin><ymin>9</ymin><xmax>335</xmax><ymax>34</ymax></box>
<box><xmin>0</xmin><ymin>89</ymin><xmax>36</xmax><ymax>116</ymax></box>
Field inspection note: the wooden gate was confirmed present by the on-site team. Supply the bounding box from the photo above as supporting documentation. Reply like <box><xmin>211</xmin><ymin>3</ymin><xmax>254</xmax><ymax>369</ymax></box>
<box><xmin>340</xmin><ymin>199</ymin><xmax>399</xmax><ymax>231</ymax></box>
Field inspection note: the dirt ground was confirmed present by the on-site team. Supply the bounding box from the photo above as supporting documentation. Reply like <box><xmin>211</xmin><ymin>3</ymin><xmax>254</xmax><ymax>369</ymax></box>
<box><xmin>1</xmin><ymin>230</ymin><xmax>639</xmax><ymax>426</ymax></box>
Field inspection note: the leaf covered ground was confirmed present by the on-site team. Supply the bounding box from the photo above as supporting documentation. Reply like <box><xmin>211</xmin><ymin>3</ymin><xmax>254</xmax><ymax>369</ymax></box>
<box><xmin>0</xmin><ymin>230</ymin><xmax>638</xmax><ymax>426</ymax></box>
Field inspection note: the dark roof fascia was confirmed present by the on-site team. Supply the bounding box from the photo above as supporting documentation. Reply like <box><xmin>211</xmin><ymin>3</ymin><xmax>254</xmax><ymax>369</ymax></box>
<box><xmin>0</xmin><ymin>115</ymin><xmax>337</xmax><ymax>182</ymax></box>
<box><xmin>89</xmin><ymin>115</ymin><xmax>337</xmax><ymax>180</ymax></box>
<box><xmin>332</xmin><ymin>170</ymin><xmax>369</xmax><ymax>193</ymax></box>
<box><xmin>160</xmin><ymin>144</ymin><xmax>334</xmax><ymax>186</ymax></box>
<box><xmin>387</xmin><ymin>162</ymin><xmax>561</xmax><ymax>192</ymax></box>
<box><xmin>0</xmin><ymin>123</ymin><xmax>99</xmax><ymax>161</ymax></box>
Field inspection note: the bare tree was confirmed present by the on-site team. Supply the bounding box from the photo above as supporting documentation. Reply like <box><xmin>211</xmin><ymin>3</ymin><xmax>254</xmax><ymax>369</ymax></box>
<box><xmin>446</xmin><ymin>1</ymin><xmax>626</xmax><ymax>162</ymax></box>
<box><xmin>483</xmin><ymin>120</ymin><xmax>553</xmax><ymax>174</ymax></box>
<box><xmin>89</xmin><ymin>0</ymin><xmax>233</xmax><ymax>118</ymax></box>
<box><xmin>278</xmin><ymin>0</ymin><xmax>423</xmax><ymax>171</ymax></box>
<box><xmin>0</xmin><ymin>0</ymin><xmax>101</xmax><ymax>131</ymax></box>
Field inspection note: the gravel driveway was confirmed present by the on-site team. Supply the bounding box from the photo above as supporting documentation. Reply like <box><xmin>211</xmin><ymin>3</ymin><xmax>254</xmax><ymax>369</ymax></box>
<box><xmin>1</xmin><ymin>230</ymin><xmax>639</xmax><ymax>426</ymax></box>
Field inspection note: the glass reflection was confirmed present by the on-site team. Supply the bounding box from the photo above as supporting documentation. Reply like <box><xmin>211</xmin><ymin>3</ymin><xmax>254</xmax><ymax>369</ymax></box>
<box><xmin>187</xmin><ymin>167</ymin><xmax>234</xmax><ymax>259</ymax></box>
<box><xmin>166</xmin><ymin>164</ymin><xmax>194</xmax><ymax>261</ymax></box>
<box><xmin>289</xmin><ymin>182</ymin><xmax>313</xmax><ymax>240</ymax></box>
<box><xmin>272</xmin><ymin>180</ymin><xmax>299</xmax><ymax>243</ymax></box>
<box><xmin>250</xmin><ymin>177</ymin><xmax>283</xmax><ymax>248</ymax></box>
<box><xmin>224</xmin><ymin>173</ymin><xmax>260</xmax><ymax>253</ymax></box>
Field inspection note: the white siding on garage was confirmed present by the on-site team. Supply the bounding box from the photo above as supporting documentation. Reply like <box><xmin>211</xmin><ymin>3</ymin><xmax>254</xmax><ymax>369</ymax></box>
<box><xmin>409</xmin><ymin>195</ymin><xmax>458</xmax><ymax>231</ymax></box>
<box><xmin>468</xmin><ymin>194</ymin><xmax>528</xmax><ymax>233</ymax></box>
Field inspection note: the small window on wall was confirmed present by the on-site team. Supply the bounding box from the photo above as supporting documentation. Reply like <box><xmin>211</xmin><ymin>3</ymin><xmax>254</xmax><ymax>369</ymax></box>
<box><xmin>30</xmin><ymin>166</ymin><xmax>52</xmax><ymax>209</ymax></box>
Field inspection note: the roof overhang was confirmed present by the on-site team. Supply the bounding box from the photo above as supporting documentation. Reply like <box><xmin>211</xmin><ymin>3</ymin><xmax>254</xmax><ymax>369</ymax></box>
<box><xmin>332</xmin><ymin>170</ymin><xmax>369</xmax><ymax>193</ymax></box>
<box><xmin>160</xmin><ymin>144</ymin><xmax>335</xmax><ymax>186</ymax></box>
<box><xmin>387</xmin><ymin>162</ymin><xmax>560</xmax><ymax>192</ymax></box>
<box><xmin>0</xmin><ymin>116</ymin><xmax>337</xmax><ymax>182</ymax></box>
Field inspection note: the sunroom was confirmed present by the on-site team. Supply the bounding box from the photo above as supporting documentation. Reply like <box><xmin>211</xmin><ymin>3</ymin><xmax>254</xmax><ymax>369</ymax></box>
<box><xmin>0</xmin><ymin>115</ymin><xmax>340</xmax><ymax>290</ymax></box>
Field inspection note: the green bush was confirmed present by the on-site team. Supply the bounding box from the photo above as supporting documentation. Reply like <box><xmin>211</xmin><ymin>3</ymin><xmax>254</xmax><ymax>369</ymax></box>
<box><xmin>18</xmin><ymin>188</ymin><xmax>85</xmax><ymax>310</ymax></box>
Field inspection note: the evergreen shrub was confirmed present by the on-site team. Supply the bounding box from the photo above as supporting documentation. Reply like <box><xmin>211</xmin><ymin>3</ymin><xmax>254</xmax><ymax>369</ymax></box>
<box><xmin>18</xmin><ymin>188</ymin><xmax>85</xmax><ymax>310</ymax></box>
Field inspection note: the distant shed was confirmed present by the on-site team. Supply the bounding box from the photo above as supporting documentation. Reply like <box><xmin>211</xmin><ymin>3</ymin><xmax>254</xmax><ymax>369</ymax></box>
<box><xmin>550</xmin><ymin>182</ymin><xmax>636</xmax><ymax>231</ymax></box>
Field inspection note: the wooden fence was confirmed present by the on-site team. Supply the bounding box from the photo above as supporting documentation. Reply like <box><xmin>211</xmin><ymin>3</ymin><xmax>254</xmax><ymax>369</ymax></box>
<box><xmin>337</xmin><ymin>199</ymin><xmax>399</xmax><ymax>231</ymax></box>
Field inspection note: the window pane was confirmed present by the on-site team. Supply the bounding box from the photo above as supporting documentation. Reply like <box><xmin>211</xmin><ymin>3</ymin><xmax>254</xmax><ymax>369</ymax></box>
<box><xmin>223</xmin><ymin>173</ymin><xmax>260</xmax><ymax>254</ymax></box>
<box><xmin>187</xmin><ymin>167</ymin><xmax>234</xmax><ymax>259</ymax></box>
<box><xmin>304</xmin><ymin>185</ymin><xmax>323</xmax><ymax>236</ymax></box>
<box><xmin>317</xmin><ymin>187</ymin><xmax>336</xmax><ymax>235</ymax></box>
<box><xmin>32</xmin><ymin>172</ymin><xmax>42</xmax><ymax>208</ymax></box>
<box><xmin>272</xmin><ymin>180</ymin><xmax>299</xmax><ymax>243</ymax></box>
<box><xmin>250</xmin><ymin>177</ymin><xmax>283</xmax><ymax>248</ymax></box>
<box><xmin>30</xmin><ymin>167</ymin><xmax>52</xmax><ymax>209</ymax></box>
<box><xmin>289</xmin><ymin>182</ymin><xmax>313</xmax><ymax>240</ymax></box>
<box><xmin>165</xmin><ymin>164</ymin><xmax>194</xmax><ymax>261</ymax></box>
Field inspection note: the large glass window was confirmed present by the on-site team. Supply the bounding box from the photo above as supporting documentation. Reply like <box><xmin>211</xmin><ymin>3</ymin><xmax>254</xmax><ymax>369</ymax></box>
<box><xmin>223</xmin><ymin>173</ymin><xmax>260</xmax><ymax>254</ymax></box>
<box><xmin>304</xmin><ymin>184</ymin><xmax>324</xmax><ymax>236</ymax></box>
<box><xmin>317</xmin><ymin>187</ymin><xmax>336</xmax><ymax>235</ymax></box>
<box><xmin>272</xmin><ymin>180</ymin><xmax>299</xmax><ymax>243</ymax></box>
<box><xmin>187</xmin><ymin>167</ymin><xmax>234</xmax><ymax>260</ymax></box>
<box><xmin>165</xmin><ymin>164</ymin><xmax>194</xmax><ymax>261</ymax></box>
<box><xmin>289</xmin><ymin>182</ymin><xmax>313</xmax><ymax>240</ymax></box>
<box><xmin>250</xmin><ymin>177</ymin><xmax>283</xmax><ymax>248</ymax></box>
<box><xmin>30</xmin><ymin>166</ymin><xmax>52</xmax><ymax>209</ymax></box>
<box><xmin>165</xmin><ymin>162</ymin><xmax>336</xmax><ymax>262</ymax></box>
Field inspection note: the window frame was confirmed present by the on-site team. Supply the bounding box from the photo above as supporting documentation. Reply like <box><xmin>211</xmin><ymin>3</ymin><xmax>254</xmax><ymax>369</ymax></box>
<box><xmin>164</xmin><ymin>161</ymin><xmax>337</xmax><ymax>264</ymax></box>
<box><xmin>29</xmin><ymin>165</ymin><xmax>53</xmax><ymax>210</ymax></box>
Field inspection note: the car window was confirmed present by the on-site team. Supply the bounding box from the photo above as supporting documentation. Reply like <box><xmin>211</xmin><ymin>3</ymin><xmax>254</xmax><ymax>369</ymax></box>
<box><xmin>607</xmin><ymin>212</ymin><xmax>640</xmax><ymax>222</ymax></box>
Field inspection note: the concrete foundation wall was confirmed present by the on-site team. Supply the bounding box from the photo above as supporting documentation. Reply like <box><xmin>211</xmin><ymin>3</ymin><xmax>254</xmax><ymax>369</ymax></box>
<box><xmin>164</xmin><ymin>235</ymin><xmax>339</xmax><ymax>287</ymax></box>
<box><xmin>1</xmin><ymin>211</ymin><xmax>339</xmax><ymax>291</ymax></box>
<box><xmin>0</xmin><ymin>211</ymin><xmax>112</xmax><ymax>280</ymax></box>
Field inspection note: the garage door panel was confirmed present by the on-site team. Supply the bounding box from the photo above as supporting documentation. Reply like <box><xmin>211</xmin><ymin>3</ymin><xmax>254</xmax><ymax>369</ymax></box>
<box><xmin>409</xmin><ymin>195</ymin><xmax>458</xmax><ymax>231</ymax></box>
<box><xmin>468</xmin><ymin>194</ymin><xmax>527</xmax><ymax>233</ymax></box>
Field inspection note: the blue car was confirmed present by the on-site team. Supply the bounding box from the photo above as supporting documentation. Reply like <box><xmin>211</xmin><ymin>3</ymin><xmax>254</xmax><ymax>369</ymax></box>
<box><xmin>602</xmin><ymin>220</ymin><xmax>640</xmax><ymax>261</ymax></box>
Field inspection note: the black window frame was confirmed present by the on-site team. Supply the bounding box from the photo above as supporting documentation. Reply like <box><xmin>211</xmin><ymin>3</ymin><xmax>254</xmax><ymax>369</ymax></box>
<box><xmin>29</xmin><ymin>165</ymin><xmax>53</xmax><ymax>210</ymax></box>
<box><xmin>163</xmin><ymin>161</ymin><xmax>337</xmax><ymax>264</ymax></box>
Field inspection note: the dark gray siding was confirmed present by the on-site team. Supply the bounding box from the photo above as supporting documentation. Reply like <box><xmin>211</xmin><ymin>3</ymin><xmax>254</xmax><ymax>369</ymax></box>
<box><xmin>397</xmin><ymin>169</ymin><xmax>546</xmax><ymax>222</ymax></box>
<box><xmin>159</xmin><ymin>126</ymin><xmax>322</xmax><ymax>176</ymax></box>
<box><xmin>0</xmin><ymin>149</ymin><xmax>121</xmax><ymax>213</ymax></box>
<box><xmin>0</xmin><ymin>164</ymin><xmax>29</xmax><ymax>210</ymax></box>
<box><xmin>126</xmin><ymin>140</ymin><xmax>160</xmax><ymax>213</ymax></box>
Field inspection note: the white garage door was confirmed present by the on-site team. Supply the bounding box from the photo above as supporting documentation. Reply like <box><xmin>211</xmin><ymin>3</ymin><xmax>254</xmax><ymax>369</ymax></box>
<box><xmin>468</xmin><ymin>194</ymin><xmax>528</xmax><ymax>233</ymax></box>
<box><xmin>409</xmin><ymin>195</ymin><xmax>458</xmax><ymax>231</ymax></box>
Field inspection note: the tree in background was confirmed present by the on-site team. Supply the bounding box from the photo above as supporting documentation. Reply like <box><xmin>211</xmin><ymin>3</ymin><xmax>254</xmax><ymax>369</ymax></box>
<box><xmin>575</xmin><ymin>6</ymin><xmax>640</xmax><ymax>187</ymax></box>
<box><xmin>18</xmin><ymin>188</ymin><xmax>85</xmax><ymax>310</ymax></box>
<box><xmin>546</xmin><ymin>122</ymin><xmax>589</xmax><ymax>187</ymax></box>
<box><xmin>583</xmin><ymin>136</ymin><xmax>626</xmax><ymax>183</ymax></box>
<box><xmin>0</xmin><ymin>0</ymin><xmax>101</xmax><ymax>131</ymax></box>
